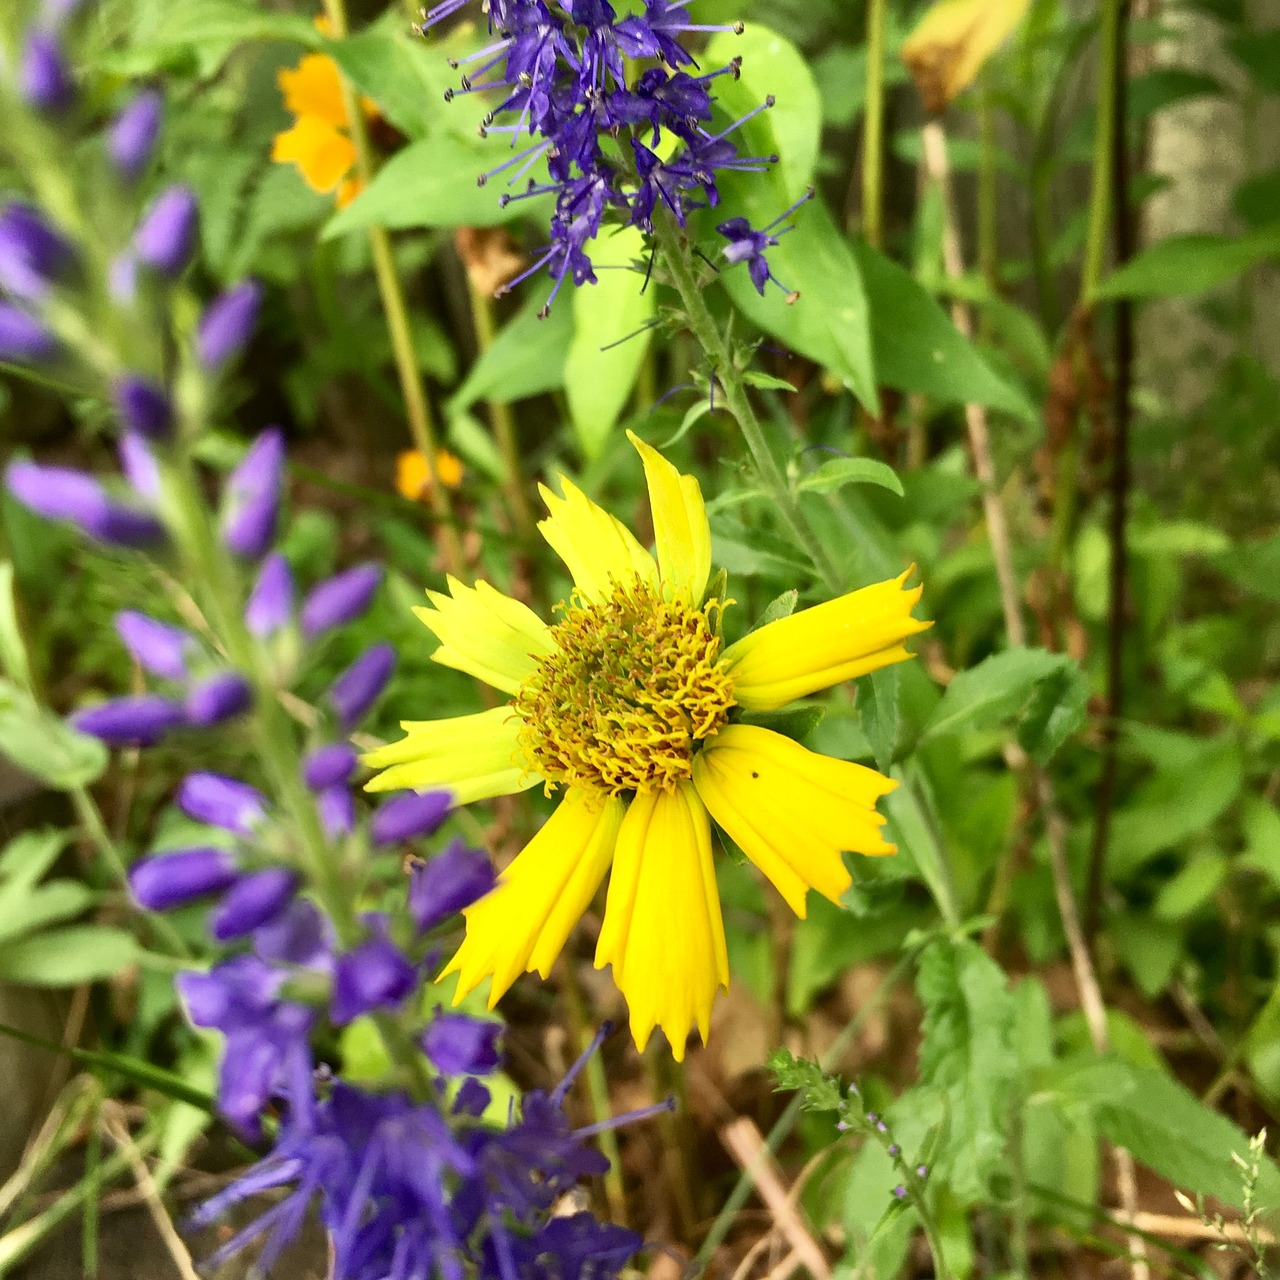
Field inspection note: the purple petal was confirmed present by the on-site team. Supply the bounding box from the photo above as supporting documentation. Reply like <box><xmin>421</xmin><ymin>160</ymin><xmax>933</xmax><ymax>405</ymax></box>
<box><xmin>197</xmin><ymin>280</ymin><xmax>261</xmax><ymax>372</ymax></box>
<box><xmin>301</xmin><ymin>563</ymin><xmax>382</xmax><ymax>639</ymax></box>
<box><xmin>20</xmin><ymin>31</ymin><xmax>73</xmax><ymax>112</ymax></box>
<box><xmin>114</xmin><ymin>610</ymin><xmax>192</xmax><ymax>681</ymax></box>
<box><xmin>371</xmin><ymin>790</ymin><xmax>451</xmax><ymax>848</ymax></box>
<box><xmin>129</xmin><ymin>846</ymin><xmax>237</xmax><ymax>911</ymax></box>
<box><xmin>244</xmin><ymin>551</ymin><xmax>294</xmax><ymax>637</ymax></box>
<box><xmin>221</xmin><ymin>428</ymin><xmax>285</xmax><ymax>560</ymax></box>
<box><xmin>331</xmin><ymin>936</ymin><xmax>416</xmax><ymax>1025</ymax></box>
<box><xmin>178</xmin><ymin>772</ymin><xmax>268</xmax><ymax>834</ymax></box>
<box><xmin>108</xmin><ymin>90</ymin><xmax>163</xmax><ymax>181</ymax></box>
<box><xmin>409</xmin><ymin>839</ymin><xmax>495</xmax><ymax>934</ymax></box>
<box><xmin>317</xmin><ymin>785</ymin><xmax>355</xmax><ymax>839</ymax></box>
<box><xmin>302</xmin><ymin>743</ymin><xmax>357</xmax><ymax>792</ymax></box>
<box><xmin>185</xmin><ymin>672</ymin><xmax>253</xmax><ymax>726</ymax></box>
<box><xmin>134</xmin><ymin>185</ymin><xmax>199</xmax><ymax>276</ymax></box>
<box><xmin>0</xmin><ymin>305</ymin><xmax>57</xmax><ymax>362</ymax></box>
<box><xmin>113</xmin><ymin>375</ymin><xmax>172</xmax><ymax>440</ymax></box>
<box><xmin>327</xmin><ymin>642</ymin><xmax>395</xmax><ymax>730</ymax></box>
<box><xmin>71</xmin><ymin>694</ymin><xmax>184</xmax><ymax>745</ymax></box>
<box><xmin>0</xmin><ymin>204</ymin><xmax>74</xmax><ymax>300</ymax></box>
<box><xmin>117</xmin><ymin>432</ymin><xmax>161</xmax><ymax>502</ymax></box>
<box><xmin>211</xmin><ymin>869</ymin><xmax>298</xmax><ymax>941</ymax></box>
<box><xmin>421</xmin><ymin>1011</ymin><xmax>502</xmax><ymax>1077</ymax></box>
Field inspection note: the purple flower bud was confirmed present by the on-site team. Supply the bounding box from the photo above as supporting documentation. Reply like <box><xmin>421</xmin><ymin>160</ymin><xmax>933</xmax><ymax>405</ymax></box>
<box><xmin>244</xmin><ymin>551</ymin><xmax>294</xmax><ymax>637</ymax></box>
<box><xmin>185</xmin><ymin>671</ymin><xmax>252</xmax><ymax>726</ymax></box>
<box><xmin>893</xmin><ymin>1185</ymin><xmax>907</xmax><ymax>1200</ymax></box>
<box><xmin>114</xmin><ymin>610</ymin><xmax>192</xmax><ymax>681</ymax></box>
<box><xmin>0</xmin><ymin>204</ymin><xmax>74</xmax><ymax>300</ymax></box>
<box><xmin>178</xmin><ymin>772</ymin><xmax>267</xmax><ymax>834</ymax></box>
<box><xmin>197</xmin><ymin>279</ymin><xmax>261</xmax><ymax>372</ymax></box>
<box><xmin>220</xmin><ymin>428</ymin><xmax>285</xmax><ymax>560</ymax></box>
<box><xmin>302</xmin><ymin>743</ymin><xmax>357</xmax><ymax>792</ymax></box>
<box><xmin>331</xmin><ymin>933</ymin><xmax>417</xmax><ymax>1026</ymax></box>
<box><xmin>6</xmin><ymin>461</ymin><xmax>164</xmax><ymax>546</ymax></box>
<box><xmin>371</xmin><ymin>790</ymin><xmax>451</xmax><ymax>848</ymax></box>
<box><xmin>327</xmin><ymin>642</ymin><xmax>395</xmax><ymax>730</ymax></box>
<box><xmin>113</xmin><ymin>375</ymin><xmax>172</xmax><ymax>440</ymax></box>
<box><xmin>0</xmin><ymin>304</ymin><xmax>57</xmax><ymax>362</ymax></box>
<box><xmin>129</xmin><ymin>846</ymin><xmax>237</xmax><ymax>911</ymax></box>
<box><xmin>134</xmin><ymin>185</ymin><xmax>198</xmax><ymax>277</ymax></box>
<box><xmin>71</xmin><ymin>694</ymin><xmax>184</xmax><ymax>745</ymax></box>
<box><xmin>409</xmin><ymin>839</ymin><xmax>495</xmax><ymax>933</ymax></box>
<box><xmin>117</xmin><ymin>432</ymin><xmax>161</xmax><ymax>502</ymax></box>
<box><xmin>454</xmin><ymin>1077</ymin><xmax>491</xmax><ymax>1117</ymax></box>
<box><xmin>421</xmin><ymin>1011</ymin><xmax>502</xmax><ymax>1077</ymax></box>
<box><xmin>21</xmin><ymin>31</ymin><xmax>73</xmax><ymax>113</ymax></box>
<box><xmin>256</xmin><ymin>898</ymin><xmax>334</xmax><ymax>972</ymax></box>
<box><xmin>108</xmin><ymin>90</ymin><xmax>163</xmax><ymax>181</ymax></box>
<box><xmin>916</xmin><ymin>1164</ymin><xmax>928</xmax><ymax>1179</ymax></box>
<box><xmin>210</xmin><ymin>868</ymin><xmax>297</xmax><ymax>941</ymax></box>
<box><xmin>318</xmin><ymin>784</ymin><xmax>355</xmax><ymax>839</ymax></box>
<box><xmin>888</xmin><ymin>1143</ymin><xmax>900</xmax><ymax>1156</ymax></box>
<box><xmin>866</xmin><ymin>1113</ymin><xmax>879</xmax><ymax>1124</ymax></box>
<box><xmin>108</xmin><ymin>252</ymin><xmax>137</xmax><ymax>303</ymax></box>
<box><xmin>301</xmin><ymin>563</ymin><xmax>382</xmax><ymax>639</ymax></box>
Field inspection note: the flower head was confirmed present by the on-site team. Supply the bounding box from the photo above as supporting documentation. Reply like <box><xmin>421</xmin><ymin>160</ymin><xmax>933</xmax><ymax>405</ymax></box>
<box><xmin>365</xmin><ymin>434</ymin><xmax>929</xmax><ymax>1058</ymax></box>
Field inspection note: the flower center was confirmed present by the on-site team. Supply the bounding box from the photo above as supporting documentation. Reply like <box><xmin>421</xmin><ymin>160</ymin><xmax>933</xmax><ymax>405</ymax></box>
<box><xmin>513</xmin><ymin>578</ymin><xmax>736</xmax><ymax>797</ymax></box>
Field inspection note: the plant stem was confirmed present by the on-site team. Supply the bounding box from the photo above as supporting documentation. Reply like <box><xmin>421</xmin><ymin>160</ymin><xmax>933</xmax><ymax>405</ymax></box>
<box><xmin>653</xmin><ymin>214</ymin><xmax>846</xmax><ymax>595</ymax></box>
<box><xmin>1081</xmin><ymin>0</ymin><xmax>1124</xmax><ymax>303</ymax></box>
<box><xmin>862</xmin><ymin>0</ymin><xmax>886</xmax><ymax>251</ymax></box>
<box><xmin>321</xmin><ymin>0</ymin><xmax>465</xmax><ymax>579</ymax></box>
<box><xmin>978</xmin><ymin>75</ymin><xmax>999</xmax><ymax>327</ymax></box>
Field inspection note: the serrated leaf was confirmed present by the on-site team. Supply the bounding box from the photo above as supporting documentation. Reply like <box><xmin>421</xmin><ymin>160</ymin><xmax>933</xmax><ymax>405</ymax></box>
<box><xmin>0</xmin><ymin>925</ymin><xmax>138</xmax><ymax>986</ymax></box>
<box><xmin>798</xmin><ymin>456</ymin><xmax>904</xmax><ymax>498</ymax></box>
<box><xmin>750</xmin><ymin>589</ymin><xmax>799</xmax><ymax>631</ymax></box>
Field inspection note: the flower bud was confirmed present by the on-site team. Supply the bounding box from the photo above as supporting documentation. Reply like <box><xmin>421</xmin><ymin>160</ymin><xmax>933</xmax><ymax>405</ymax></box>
<box><xmin>71</xmin><ymin>694</ymin><xmax>184</xmax><ymax>745</ymax></box>
<box><xmin>185</xmin><ymin>672</ymin><xmax>253</xmax><ymax>726</ymax></box>
<box><xmin>244</xmin><ymin>551</ymin><xmax>294</xmax><ymax>637</ymax></box>
<box><xmin>220</xmin><ymin>428</ymin><xmax>285</xmax><ymax>560</ymax></box>
<box><xmin>409</xmin><ymin>839</ymin><xmax>495</xmax><ymax>933</ymax></box>
<box><xmin>20</xmin><ymin>31</ymin><xmax>73</xmax><ymax>113</ymax></box>
<box><xmin>178</xmin><ymin>772</ymin><xmax>268</xmax><ymax>834</ymax></box>
<box><xmin>331</xmin><ymin>933</ymin><xmax>416</xmax><ymax>1025</ymax></box>
<box><xmin>301</xmin><ymin>563</ymin><xmax>382</xmax><ymax>639</ymax></box>
<box><xmin>197</xmin><ymin>280</ymin><xmax>261</xmax><ymax>372</ymax></box>
<box><xmin>114</xmin><ymin>610</ymin><xmax>192</xmax><ymax>681</ymax></box>
<box><xmin>371</xmin><ymin>790</ymin><xmax>451</xmax><ymax>848</ymax></box>
<box><xmin>0</xmin><ymin>204</ymin><xmax>74</xmax><ymax>300</ymax></box>
<box><xmin>6</xmin><ymin>461</ymin><xmax>164</xmax><ymax>547</ymax></box>
<box><xmin>421</xmin><ymin>1011</ymin><xmax>502</xmax><ymax>1077</ymax></box>
<box><xmin>318</xmin><ymin>785</ymin><xmax>355</xmax><ymax>839</ymax></box>
<box><xmin>327</xmin><ymin>642</ymin><xmax>395</xmax><ymax>730</ymax></box>
<box><xmin>108</xmin><ymin>90</ymin><xmax>163</xmax><ymax>181</ymax></box>
<box><xmin>210</xmin><ymin>868</ymin><xmax>297</xmax><ymax>941</ymax></box>
<box><xmin>0</xmin><ymin>304</ymin><xmax>57</xmax><ymax>363</ymax></box>
<box><xmin>302</xmin><ymin>743</ymin><xmax>357</xmax><ymax>791</ymax></box>
<box><xmin>114</xmin><ymin>375</ymin><xmax>172</xmax><ymax>440</ymax></box>
<box><xmin>134</xmin><ymin>185</ymin><xmax>198</xmax><ymax>277</ymax></box>
<box><xmin>129</xmin><ymin>846</ymin><xmax>238</xmax><ymax>911</ymax></box>
<box><xmin>117</xmin><ymin>432</ymin><xmax>161</xmax><ymax>502</ymax></box>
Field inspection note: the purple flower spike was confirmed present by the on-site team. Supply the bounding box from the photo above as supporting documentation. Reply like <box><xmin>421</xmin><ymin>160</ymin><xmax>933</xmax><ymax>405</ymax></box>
<box><xmin>72</xmin><ymin>694</ymin><xmax>184</xmax><ymax>745</ymax></box>
<box><xmin>409</xmin><ymin>839</ymin><xmax>495</xmax><ymax>933</ymax></box>
<box><xmin>327</xmin><ymin>642</ymin><xmax>395</xmax><ymax>730</ymax></box>
<box><xmin>220</xmin><ymin>428</ymin><xmax>285</xmax><ymax>560</ymax></box>
<box><xmin>301</xmin><ymin>564</ymin><xmax>382</xmax><ymax>639</ymax></box>
<box><xmin>185</xmin><ymin>672</ymin><xmax>253</xmax><ymax>726</ymax></box>
<box><xmin>422</xmin><ymin>1011</ymin><xmax>502</xmax><ymax>1077</ymax></box>
<box><xmin>6</xmin><ymin>461</ymin><xmax>163</xmax><ymax>547</ymax></box>
<box><xmin>135</xmin><ymin>185</ymin><xmax>199</xmax><ymax>277</ymax></box>
<box><xmin>245</xmin><ymin>551</ymin><xmax>294</xmax><ymax>637</ymax></box>
<box><xmin>302</xmin><ymin>743</ymin><xmax>357</xmax><ymax>792</ymax></box>
<box><xmin>178</xmin><ymin>772</ymin><xmax>268</xmax><ymax>834</ymax></box>
<box><xmin>317</xmin><ymin>785</ymin><xmax>355</xmax><ymax>839</ymax></box>
<box><xmin>21</xmin><ymin>31</ymin><xmax>73</xmax><ymax>113</ymax></box>
<box><xmin>129</xmin><ymin>846</ymin><xmax>238</xmax><ymax>911</ymax></box>
<box><xmin>0</xmin><ymin>204</ymin><xmax>74</xmax><ymax>300</ymax></box>
<box><xmin>197</xmin><ymin>280</ymin><xmax>261</xmax><ymax>372</ymax></box>
<box><xmin>371</xmin><ymin>790</ymin><xmax>452</xmax><ymax>848</ymax></box>
<box><xmin>331</xmin><ymin>933</ymin><xmax>417</xmax><ymax>1026</ymax></box>
<box><xmin>114</xmin><ymin>610</ymin><xmax>192</xmax><ymax>681</ymax></box>
<box><xmin>108</xmin><ymin>90</ymin><xmax>163</xmax><ymax>181</ymax></box>
<box><xmin>211</xmin><ymin>869</ymin><xmax>298</xmax><ymax>941</ymax></box>
<box><xmin>0</xmin><ymin>305</ymin><xmax>57</xmax><ymax>363</ymax></box>
<box><xmin>114</xmin><ymin>375</ymin><xmax>173</xmax><ymax>440</ymax></box>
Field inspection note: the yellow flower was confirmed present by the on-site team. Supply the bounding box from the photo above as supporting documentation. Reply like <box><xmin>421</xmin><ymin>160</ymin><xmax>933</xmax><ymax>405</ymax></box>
<box><xmin>397</xmin><ymin>449</ymin><xmax>465</xmax><ymax>501</ymax></box>
<box><xmin>364</xmin><ymin>433</ymin><xmax>930</xmax><ymax>1059</ymax></box>
<box><xmin>271</xmin><ymin>51</ymin><xmax>370</xmax><ymax>209</ymax></box>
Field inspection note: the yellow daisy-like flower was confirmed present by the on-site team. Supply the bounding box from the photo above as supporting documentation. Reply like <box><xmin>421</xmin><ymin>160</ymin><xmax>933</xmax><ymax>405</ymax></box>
<box><xmin>364</xmin><ymin>433</ymin><xmax>930</xmax><ymax>1059</ymax></box>
<box><xmin>271</xmin><ymin>50</ymin><xmax>372</xmax><ymax>209</ymax></box>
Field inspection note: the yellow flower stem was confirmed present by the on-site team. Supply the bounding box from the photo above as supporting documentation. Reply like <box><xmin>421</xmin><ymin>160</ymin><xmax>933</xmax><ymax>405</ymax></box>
<box><xmin>652</xmin><ymin>212</ymin><xmax>848</xmax><ymax>597</ymax></box>
<box><xmin>321</xmin><ymin>0</ymin><xmax>465</xmax><ymax>580</ymax></box>
<box><xmin>466</xmin><ymin>276</ymin><xmax>537</xmax><ymax>543</ymax></box>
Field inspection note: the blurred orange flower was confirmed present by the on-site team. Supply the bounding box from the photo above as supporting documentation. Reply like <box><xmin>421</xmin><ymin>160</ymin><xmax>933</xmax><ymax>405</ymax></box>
<box><xmin>397</xmin><ymin>449</ymin><xmax>465</xmax><ymax>501</ymax></box>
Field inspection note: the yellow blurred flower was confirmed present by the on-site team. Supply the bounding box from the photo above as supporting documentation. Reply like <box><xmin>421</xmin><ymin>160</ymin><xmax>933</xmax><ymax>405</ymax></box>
<box><xmin>397</xmin><ymin>449</ymin><xmax>465</xmax><ymax>501</ymax></box>
<box><xmin>365</xmin><ymin>433</ymin><xmax>930</xmax><ymax>1060</ymax></box>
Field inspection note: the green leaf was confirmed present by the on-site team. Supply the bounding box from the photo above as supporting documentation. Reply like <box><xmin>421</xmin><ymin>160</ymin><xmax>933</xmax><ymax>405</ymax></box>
<box><xmin>1227</xmin><ymin>27</ymin><xmax>1280</xmax><ymax>94</ymax></box>
<box><xmin>0</xmin><ymin>880</ymin><xmax>96</xmax><ymax>948</ymax></box>
<box><xmin>328</xmin><ymin>30</ymin><xmax>449</xmax><ymax>140</ymax></box>
<box><xmin>738</xmin><ymin>704</ymin><xmax>826</xmax><ymax>742</ymax></box>
<box><xmin>797</xmin><ymin>456</ymin><xmax>904</xmax><ymax>498</ymax></box>
<box><xmin>1153</xmin><ymin>851</ymin><xmax>1228</xmax><ymax>922</ymax></box>
<box><xmin>324</xmin><ymin>136</ymin><xmax>550</xmax><ymax>236</ymax></box>
<box><xmin>449</xmin><ymin>290</ymin><xmax>573</xmax><ymax>411</ymax></box>
<box><xmin>750</xmin><ymin>589</ymin><xmax>799</xmax><ymax>631</ymax></box>
<box><xmin>1015</xmin><ymin>657</ymin><xmax>1089</xmax><ymax>764</ymax></box>
<box><xmin>741</xmin><ymin>371</ymin><xmax>797</xmax><ymax>392</ymax></box>
<box><xmin>1110</xmin><ymin>912</ymin><xmax>1184</xmax><ymax>998</ymax></box>
<box><xmin>766</xmin><ymin>1047</ymin><xmax>846</xmax><ymax>1111</ymax></box>
<box><xmin>0</xmin><ymin>563</ymin><xmax>32</xmax><ymax>691</ymax></box>
<box><xmin>856</xmin><ymin>667</ymin><xmax>899</xmax><ymax>773</ymax></box>
<box><xmin>915</xmin><ymin>937</ymin><xmax>1018</xmax><ymax>1200</ymax></box>
<box><xmin>1095</xmin><ymin>224</ymin><xmax>1280</xmax><ymax>299</ymax></box>
<box><xmin>0</xmin><ymin>925</ymin><xmax>138</xmax><ymax>986</ymax></box>
<box><xmin>0</xmin><ymin>680</ymin><xmax>108</xmax><ymax>790</ymax></box>
<box><xmin>1244</xmin><ymin>983</ymin><xmax>1280</xmax><ymax>1106</ymax></box>
<box><xmin>0</xmin><ymin>828</ymin><xmax>68</xmax><ymax>888</ymax></box>
<box><xmin>564</xmin><ymin>225</ymin><xmax>655</xmax><ymax>458</ymax></box>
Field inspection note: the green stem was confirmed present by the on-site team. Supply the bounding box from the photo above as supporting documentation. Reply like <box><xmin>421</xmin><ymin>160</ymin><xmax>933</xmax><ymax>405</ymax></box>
<box><xmin>978</xmin><ymin>76</ymin><xmax>999</xmax><ymax>333</ymax></box>
<box><xmin>1081</xmin><ymin>0</ymin><xmax>1123</xmax><ymax>303</ymax></box>
<box><xmin>653</xmin><ymin>214</ymin><xmax>846</xmax><ymax>594</ymax></box>
<box><xmin>862</xmin><ymin>0</ymin><xmax>886</xmax><ymax>250</ymax></box>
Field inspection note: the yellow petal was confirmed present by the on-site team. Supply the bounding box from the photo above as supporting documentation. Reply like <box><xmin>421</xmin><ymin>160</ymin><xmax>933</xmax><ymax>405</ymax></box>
<box><xmin>901</xmin><ymin>0</ymin><xmax>1031</xmax><ymax>115</ymax></box>
<box><xmin>414</xmin><ymin>577</ymin><xmax>554</xmax><ymax>695</ymax></box>
<box><xmin>594</xmin><ymin>784</ymin><xmax>728</xmax><ymax>1060</ymax></box>
<box><xmin>271</xmin><ymin>116</ymin><xmax>355</xmax><ymax>194</ymax></box>
<box><xmin>722</xmin><ymin>568</ymin><xmax>930</xmax><ymax>711</ymax></box>
<box><xmin>440</xmin><ymin>791</ymin><xmax>624</xmax><ymax>1004</ymax></box>
<box><xmin>277</xmin><ymin>53</ymin><xmax>349</xmax><ymax>127</ymax></box>
<box><xmin>537</xmin><ymin>475</ymin><xmax>657</xmax><ymax>602</ymax></box>
<box><xmin>693</xmin><ymin>724</ymin><xmax>897</xmax><ymax>918</ymax></box>
<box><xmin>627</xmin><ymin>431</ymin><xmax>711</xmax><ymax>604</ymax></box>
<box><xmin>361</xmin><ymin>706</ymin><xmax>537</xmax><ymax>803</ymax></box>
